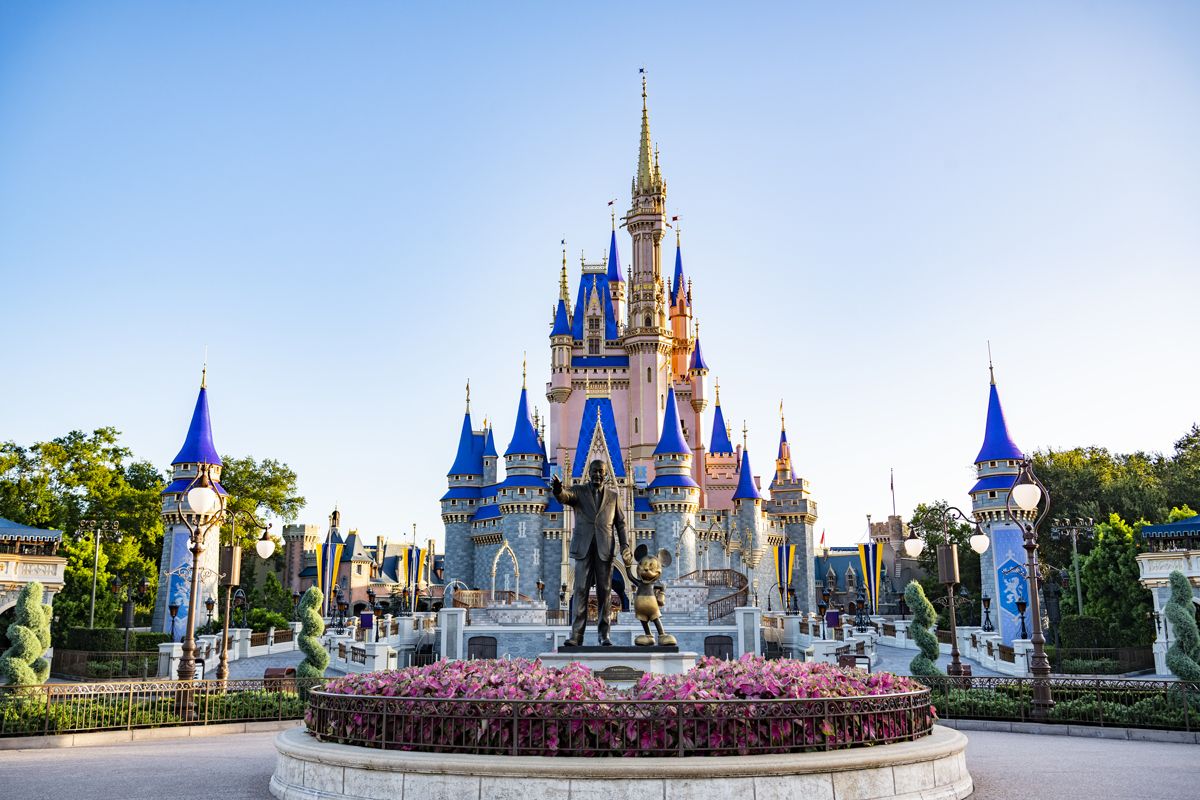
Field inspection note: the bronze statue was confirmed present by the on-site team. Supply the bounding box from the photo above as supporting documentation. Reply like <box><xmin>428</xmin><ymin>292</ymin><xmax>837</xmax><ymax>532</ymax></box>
<box><xmin>632</xmin><ymin>545</ymin><xmax>676</xmax><ymax>646</ymax></box>
<box><xmin>550</xmin><ymin>460</ymin><xmax>633</xmax><ymax>646</ymax></box>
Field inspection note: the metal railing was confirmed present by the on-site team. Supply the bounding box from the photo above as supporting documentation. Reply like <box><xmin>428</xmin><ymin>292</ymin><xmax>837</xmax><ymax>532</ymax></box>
<box><xmin>249</xmin><ymin>631</ymin><xmax>270</xmax><ymax>648</ymax></box>
<box><xmin>918</xmin><ymin>676</ymin><xmax>1200</xmax><ymax>732</ymax></box>
<box><xmin>305</xmin><ymin>687</ymin><xmax>934</xmax><ymax>756</ymax></box>
<box><xmin>0</xmin><ymin>677</ymin><xmax>325</xmax><ymax>738</ymax></box>
<box><xmin>274</xmin><ymin>628</ymin><xmax>294</xmax><ymax>644</ymax></box>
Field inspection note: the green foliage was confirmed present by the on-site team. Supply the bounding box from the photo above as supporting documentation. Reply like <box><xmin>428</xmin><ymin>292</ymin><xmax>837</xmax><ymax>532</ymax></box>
<box><xmin>259</xmin><ymin>572</ymin><xmax>296</xmax><ymax>619</ymax></box>
<box><xmin>1075</xmin><ymin>515</ymin><xmax>1154</xmax><ymax>646</ymax></box>
<box><xmin>1058</xmin><ymin>616</ymin><xmax>1107</xmax><ymax>649</ymax></box>
<box><xmin>905</xmin><ymin>581</ymin><xmax>941</xmax><ymax>676</ymax></box>
<box><xmin>247</xmin><ymin>608</ymin><xmax>289</xmax><ymax>633</ymax></box>
<box><xmin>1165</xmin><ymin>570</ymin><xmax>1200</xmax><ymax>681</ymax></box>
<box><xmin>64</xmin><ymin>627</ymin><xmax>125</xmax><ymax>652</ymax></box>
<box><xmin>218</xmin><ymin>455</ymin><xmax>304</xmax><ymax>549</ymax></box>
<box><xmin>907</xmin><ymin>501</ymin><xmax>982</xmax><ymax>629</ymax></box>
<box><xmin>0</xmin><ymin>583</ymin><xmax>52</xmax><ymax>686</ymax></box>
<box><xmin>297</xmin><ymin>587</ymin><xmax>328</xmax><ymax>678</ymax></box>
<box><xmin>131</xmin><ymin>632</ymin><xmax>169</xmax><ymax>651</ymax></box>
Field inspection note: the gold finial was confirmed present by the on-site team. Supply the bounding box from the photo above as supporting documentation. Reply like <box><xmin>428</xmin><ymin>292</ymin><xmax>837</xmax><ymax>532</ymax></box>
<box><xmin>636</xmin><ymin>68</ymin><xmax>653</xmax><ymax>192</ymax></box>
<box><xmin>779</xmin><ymin>399</ymin><xmax>785</xmax><ymax>432</ymax></box>
<box><xmin>465</xmin><ymin>379</ymin><xmax>471</xmax><ymax>413</ymax></box>
<box><xmin>674</xmin><ymin>214</ymin><xmax>681</xmax><ymax>247</ymax></box>
<box><xmin>522</xmin><ymin>353</ymin><xmax>527</xmax><ymax>389</ymax></box>
<box><xmin>714</xmin><ymin>377</ymin><xmax>721</xmax><ymax>405</ymax></box>
<box><xmin>987</xmin><ymin>340</ymin><xmax>995</xmax><ymax>385</ymax></box>
<box><xmin>610</xmin><ymin>199</ymin><xmax>617</xmax><ymax>230</ymax></box>
<box><xmin>483</xmin><ymin>415</ymin><xmax>488</xmax><ymax>429</ymax></box>
<box><xmin>201</xmin><ymin>345</ymin><xmax>208</xmax><ymax>388</ymax></box>
<box><xmin>742</xmin><ymin>420</ymin><xmax>748</xmax><ymax>451</ymax></box>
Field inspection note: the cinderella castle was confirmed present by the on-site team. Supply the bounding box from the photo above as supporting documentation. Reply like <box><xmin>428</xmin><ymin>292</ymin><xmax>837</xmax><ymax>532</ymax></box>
<box><xmin>441</xmin><ymin>79</ymin><xmax>818</xmax><ymax>619</ymax></box>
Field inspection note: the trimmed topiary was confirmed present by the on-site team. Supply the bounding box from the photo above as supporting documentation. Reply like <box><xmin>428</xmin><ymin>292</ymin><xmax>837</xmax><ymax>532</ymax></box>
<box><xmin>1164</xmin><ymin>570</ymin><xmax>1200</xmax><ymax>682</ymax></box>
<box><xmin>905</xmin><ymin>581</ymin><xmax>942</xmax><ymax>676</ymax></box>
<box><xmin>296</xmin><ymin>586</ymin><xmax>328</xmax><ymax>679</ymax></box>
<box><xmin>0</xmin><ymin>582</ymin><xmax>52</xmax><ymax>686</ymax></box>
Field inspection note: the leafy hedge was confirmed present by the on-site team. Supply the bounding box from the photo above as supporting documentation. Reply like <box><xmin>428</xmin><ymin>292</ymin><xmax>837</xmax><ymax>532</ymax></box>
<box><xmin>64</xmin><ymin>629</ymin><xmax>168</xmax><ymax>653</ymax></box>
<box><xmin>1060</xmin><ymin>658</ymin><xmax>1122</xmax><ymax>675</ymax></box>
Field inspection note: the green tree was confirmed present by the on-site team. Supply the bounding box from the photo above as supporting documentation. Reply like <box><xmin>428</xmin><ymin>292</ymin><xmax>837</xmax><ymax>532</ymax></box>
<box><xmin>296</xmin><ymin>587</ymin><xmax>328</xmax><ymax>678</ymax></box>
<box><xmin>1075</xmin><ymin>514</ymin><xmax>1154</xmax><ymax>646</ymax></box>
<box><xmin>1161</xmin><ymin>426</ymin><xmax>1200</xmax><ymax>514</ymax></box>
<box><xmin>908</xmin><ymin>500</ymin><xmax>982</xmax><ymax>628</ymax></box>
<box><xmin>905</xmin><ymin>581</ymin><xmax>941</xmax><ymax>676</ymax></box>
<box><xmin>260</xmin><ymin>572</ymin><xmax>295</xmax><ymax>619</ymax></box>
<box><xmin>0</xmin><ymin>582</ymin><xmax>52</xmax><ymax>686</ymax></box>
<box><xmin>1164</xmin><ymin>570</ymin><xmax>1200</xmax><ymax>681</ymax></box>
<box><xmin>218</xmin><ymin>455</ymin><xmax>304</xmax><ymax>550</ymax></box>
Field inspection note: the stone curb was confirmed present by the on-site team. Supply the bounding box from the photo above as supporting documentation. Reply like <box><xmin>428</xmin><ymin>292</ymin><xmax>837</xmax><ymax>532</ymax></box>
<box><xmin>0</xmin><ymin>718</ymin><xmax>297</xmax><ymax>751</ymax></box>
<box><xmin>937</xmin><ymin>718</ymin><xmax>1200</xmax><ymax>745</ymax></box>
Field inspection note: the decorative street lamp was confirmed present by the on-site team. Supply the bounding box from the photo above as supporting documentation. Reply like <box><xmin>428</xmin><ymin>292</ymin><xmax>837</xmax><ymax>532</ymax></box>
<box><xmin>204</xmin><ymin>596</ymin><xmax>216</xmax><ymax>626</ymax></box>
<box><xmin>980</xmin><ymin>594</ymin><xmax>994</xmax><ymax>632</ymax></box>
<box><xmin>854</xmin><ymin>589</ymin><xmax>871</xmax><ymax>633</ymax></box>
<box><xmin>372</xmin><ymin>602</ymin><xmax>385</xmax><ymax>642</ymax></box>
<box><xmin>1004</xmin><ymin>457</ymin><xmax>1056</xmax><ymax>717</ymax></box>
<box><xmin>903</xmin><ymin>505</ymin><xmax>991</xmax><ymax>677</ymax></box>
<box><xmin>817</xmin><ymin>598</ymin><xmax>828</xmax><ymax>638</ymax></box>
<box><xmin>1015</xmin><ymin>598</ymin><xmax>1029</xmax><ymax>639</ymax></box>
<box><xmin>168</xmin><ymin>603</ymin><xmax>180</xmax><ymax>640</ymax></box>
<box><xmin>111</xmin><ymin>573</ymin><xmax>149</xmax><ymax>675</ymax></box>
<box><xmin>1050</xmin><ymin>518</ymin><xmax>1095</xmax><ymax>613</ymax></box>
<box><xmin>292</xmin><ymin>590</ymin><xmax>302</xmax><ymax>620</ymax></box>
<box><xmin>216</xmin><ymin>508</ymin><xmax>272</xmax><ymax>681</ymax></box>
<box><xmin>233</xmin><ymin>587</ymin><xmax>248</xmax><ymax>629</ymax></box>
<box><xmin>536</xmin><ymin>580</ymin><xmax>545</xmax><ymax>603</ymax></box>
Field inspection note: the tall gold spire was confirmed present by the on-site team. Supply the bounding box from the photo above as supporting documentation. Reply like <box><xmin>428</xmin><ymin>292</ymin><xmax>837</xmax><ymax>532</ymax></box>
<box><xmin>559</xmin><ymin>241</ymin><xmax>569</xmax><ymax>304</ymax></box>
<box><xmin>742</xmin><ymin>421</ymin><xmax>748</xmax><ymax>451</ymax></box>
<box><xmin>780</xmin><ymin>399</ymin><xmax>785</xmax><ymax>432</ymax></box>
<box><xmin>465</xmin><ymin>379</ymin><xmax>471</xmax><ymax>413</ymax></box>
<box><xmin>987</xmin><ymin>340</ymin><xmax>995</xmax><ymax>385</ymax></box>
<box><xmin>201</xmin><ymin>345</ymin><xmax>208</xmax><ymax>389</ymax></box>
<box><xmin>522</xmin><ymin>352</ymin><xmax>527</xmax><ymax>389</ymax></box>
<box><xmin>714</xmin><ymin>377</ymin><xmax>721</xmax><ymax>405</ymax></box>
<box><xmin>636</xmin><ymin>69</ymin><xmax>654</xmax><ymax>193</ymax></box>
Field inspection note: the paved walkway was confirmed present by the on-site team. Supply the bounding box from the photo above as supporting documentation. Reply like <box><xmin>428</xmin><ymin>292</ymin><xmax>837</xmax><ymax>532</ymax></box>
<box><xmin>872</xmin><ymin>643</ymin><xmax>1003</xmax><ymax>677</ymax></box>
<box><xmin>226</xmin><ymin>650</ymin><xmax>304</xmax><ymax>680</ymax></box>
<box><xmin>0</xmin><ymin>728</ymin><xmax>1195</xmax><ymax>799</ymax></box>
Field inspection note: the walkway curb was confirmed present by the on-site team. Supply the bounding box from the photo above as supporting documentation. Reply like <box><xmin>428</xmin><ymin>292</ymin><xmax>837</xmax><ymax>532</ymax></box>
<box><xmin>0</xmin><ymin>718</ymin><xmax>298</xmax><ymax>751</ymax></box>
<box><xmin>938</xmin><ymin>718</ymin><xmax>1200</xmax><ymax>744</ymax></box>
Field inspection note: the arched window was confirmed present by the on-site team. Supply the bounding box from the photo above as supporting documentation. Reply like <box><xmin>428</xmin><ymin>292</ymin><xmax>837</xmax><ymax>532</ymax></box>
<box><xmin>647</xmin><ymin>367</ymin><xmax>652</xmax><ymax>383</ymax></box>
<box><xmin>644</xmin><ymin>315</ymin><xmax>652</xmax><ymax>328</ymax></box>
<box><xmin>634</xmin><ymin>418</ymin><xmax>639</xmax><ymax>434</ymax></box>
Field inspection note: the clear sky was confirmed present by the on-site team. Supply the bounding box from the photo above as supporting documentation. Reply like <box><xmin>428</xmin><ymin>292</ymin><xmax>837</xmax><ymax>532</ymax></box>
<box><xmin>2</xmin><ymin>2</ymin><xmax>1198</xmax><ymax>548</ymax></box>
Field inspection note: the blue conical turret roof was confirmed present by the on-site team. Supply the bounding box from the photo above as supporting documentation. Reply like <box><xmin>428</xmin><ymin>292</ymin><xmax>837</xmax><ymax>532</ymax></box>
<box><xmin>606</xmin><ymin>229</ymin><xmax>623</xmax><ymax>283</ymax></box>
<box><xmin>653</xmin><ymin>387</ymin><xmax>691</xmax><ymax>455</ymax></box>
<box><xmin>172</xmin><ymin>386</ymin><xmax>221</xmax><ymax>466</ymax></box>
<box><xmin>710</xmin><ymin>401</ymin><xmax>734</xmax><ymax>454</ymax></box>
<box><xmin>550</xmin><ymin>298</ymin><xmax>571</xmax><ymax>337</ymax></box>
<box><xmin>974</xmin><ymin>381</ymin><xmax>1023</xmax><ymax>463</ymax></box>
<box><xmin>734</xmin><ymin>449</ymin><xmax>762</xmax><ymax>501</ymax></box>
<box><xmin>670</xmin><ymin>245</ymin><xmax>686</xmax><ymax>306</ymax></box>
<box><xmin>689</xmin><ymin>338</ymin><xmax>709</xmax><ymax>371</ymax></box>
<box><xmin>505</xmin><ymin>387</ymin><xmax>542</xmax><ymax>457</ymax></box>
<box><xmin>483</xmin><ymin>425</ymin><xmax>498</xmax><ymax>459</ymax></box>
<box><xmin>447</xmin><ymin>412</ymin><xmax>483</xmax><ymax>476</ymax></box>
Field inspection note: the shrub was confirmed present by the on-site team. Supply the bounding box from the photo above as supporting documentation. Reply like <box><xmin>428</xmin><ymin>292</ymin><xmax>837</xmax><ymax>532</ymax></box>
<box><xmin>1061</xmin><ymin>658</ymin><xmax>1122</xmax><ymax>675</ymax></box>
<box><xmin>64</xmin><ymin>627</ymin><xmax>125</xmax><ymax>652</ymax></box>
<box><xmin>0</xmin><ymin>583</ymin><xmax>52</xmax><ymax>686</ymax></box>
<box><xmin>248</xmin><ymin>608</ymin><xmax>289</xmax><ymax>633</ymax></box>
<box><xmin>905</xmin><ymin>581</ymin><xmax>941</xmax><ymax>676</ymax></box>
<box><xmin>296</xmin><ymin>587</ymin><xmax>328</xmax><ymax>679</ymax></box>
<box><xmin>132</xmin><ymin>632</ymin><xmax>170</xmax><ymax>652</ymax></box>
<box><xmin>1059</xmin><ymin>616</ymin><xmax>1107</xmax><ymax>649</ymax></box>
<box><xmin>1165</xmin><ymin>571</ymin><xmax>1200</xmax><ymax>681</ymax></box>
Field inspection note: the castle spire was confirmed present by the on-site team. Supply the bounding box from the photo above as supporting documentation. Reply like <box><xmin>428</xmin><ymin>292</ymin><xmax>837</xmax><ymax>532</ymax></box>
<box><xmin>637</xmin><ymin>69</ymin><xmax>654</xmax><ymax>193</ymax></box>
<box><xmin>709</xmin><ymin>380</ymin><xmax>734</xmax><ymax>454</ymax></box>
<box><xmin>560</xmin><ymin>241</ymin><xmax>570</xmax><ymax>305</ymax></box>
<box><xmin>734</xmin><ymin>446</ymin><xmax>762</xmax><ymax>501</ymax></box>
<box><xmin>974</xmin><ymin>362</ymin><xmax>1023</xmax><ymax>464</ymax></box>
<box><xmin>653</xmin><ymin>386</ymin><xmax>691</xmax><ymax>455</ymax></box>
<box><xmin>173</xmin><ymin>379</ymin><xmax>221</xmax><ymax>466</ymax></box>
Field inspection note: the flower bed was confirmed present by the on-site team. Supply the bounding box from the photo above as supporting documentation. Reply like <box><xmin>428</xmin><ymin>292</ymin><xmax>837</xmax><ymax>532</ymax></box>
<box><xmin>305</xmin><ymin>656</ymin><xmax>934</xmax><ymax>757</ymax></box>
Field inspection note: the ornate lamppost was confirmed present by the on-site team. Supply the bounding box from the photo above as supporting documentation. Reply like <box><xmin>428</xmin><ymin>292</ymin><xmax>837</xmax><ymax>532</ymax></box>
<box><xmin>854</xmin><ymin>589</ymin><xmax>871</xmax><ymax>633</ymax></box>
<box><xmin>903</xmin><ymin>505</ymin><xmax>991</xmax><ymax>677</ymax></box>
<box><xmin>980</xmin><ymin>594</ymin><xmax>994</xmax><ymax>632</ymax></box>
<box><xmin>1050</xmin><ymin>518</ymin><xmax>1095</xmax><ymax>613</ymax></box>
<box><xmin>217</xmin><ymin>508</ymin><xmax>273</xmax><ymax>680</ymax></box>
<box><xmin>233</xmin><ymin>587</ymin><xmax>248</xmax><ymax>629</ymax></box>
<box><xmin>204</xmin><ymin>596</ymin><xmax>216</xmax><ymax>626</ymax></box>
<box><xmin>1004</xmin><ymin>458</ymin><xmax>1055</xmax><ymax>716</ymax></box>
<box><xmin>111</xmin><ymin>573</ymin><xmax>149</xmax><ymax>675</ymax></box>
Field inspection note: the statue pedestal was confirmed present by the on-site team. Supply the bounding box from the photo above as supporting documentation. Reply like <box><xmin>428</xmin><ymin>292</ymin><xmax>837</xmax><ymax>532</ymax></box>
<box><xmin>539</xmin><ymin>646</ymin><xmax>697</xmax><ymax>688</ymax></box>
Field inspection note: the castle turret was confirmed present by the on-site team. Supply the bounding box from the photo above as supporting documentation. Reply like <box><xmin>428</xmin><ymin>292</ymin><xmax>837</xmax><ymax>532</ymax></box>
<box><xmin>647</xmin><ymin>387</ymin><xmax>699</xmax><ymax>574</ymax></box>
<box><xmin>766</xmin><ymin>404</ymin><xmax>817</xmax><ymax>614</ymax></box>
<box><xmin>669</xmin><ymin>236</ymin><xmax>693</xmax><ymax>379</ymax></box>
<box><xmin>970</xmin><ymin>360</ymin><xmax>1030</xmax><ymax>646</ymax></box>
<box><xmin>153</xmin><ymin>370</ymin><xmax>226</xmax><ymax>640</ymax></box>
<box><xmin>703</xmin><ymin>380</ymin><xmax>738</xmax><ymax>509</ymax></box>
<box><xmin>607</xmin><ymin>225</ymin><xmax>625</xmax><ymax>326</ymax></box>
<box><xmin>441</xmin><ymin>385</ymin><xmax>484</xmax><ymax>589</ymax></box>
<box><xmin>687</xmin><ymin>330</ymin><xmax>709</xmax><ymax>493</ymax></box>
<box><xmin>495</xmin><ymin>369</ymin><xmax>549</xmax><ymax>598</ymax></box>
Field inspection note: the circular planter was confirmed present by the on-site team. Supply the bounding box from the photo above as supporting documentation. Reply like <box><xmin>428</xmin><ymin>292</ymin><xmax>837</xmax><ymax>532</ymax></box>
<box><xmin>270</xmin><ymin>724</ymin><xmax>972</xmax><ymax>800</ymax></box>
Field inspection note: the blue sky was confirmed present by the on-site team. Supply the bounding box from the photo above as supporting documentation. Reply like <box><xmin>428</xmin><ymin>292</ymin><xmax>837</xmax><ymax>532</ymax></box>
<box><xmin>2</xmin><ymin>2</ymin><xmax>1198</xmax><ymax>547</ymax></box>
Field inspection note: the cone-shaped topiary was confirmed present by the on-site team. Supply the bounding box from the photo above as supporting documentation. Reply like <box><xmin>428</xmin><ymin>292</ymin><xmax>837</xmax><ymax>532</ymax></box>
<box><xmin>1164</xmin><ymin>570</ymin><xmax>1200</xmax><ymax>682</ymax></box>
<box><xmin>0</xmin><ymin>582</ymin><xmax>52</xmax><ymax>686</ymax></box>
<box><xmin>905</xmin><ymin>581</ymin><xmax>942</xmax><ymax>676</ymax></box>
<box><xmin>296</xmin><ymin>586</ymin><xmax>328</xmax><ymax>679</ymax></box>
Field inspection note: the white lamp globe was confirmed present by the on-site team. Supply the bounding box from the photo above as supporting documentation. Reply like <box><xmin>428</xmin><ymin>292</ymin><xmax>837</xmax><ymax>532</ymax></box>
<box><xmin>904</xmin><ymin>535</ymin><xmax>925</xmax><ymax>558</ymax></box>
<box><xmin>255</xmin><ymin>533</ymin><xmax>275</xmax><ymax>559</ymax></box>
<box><xmin>1011</xmin><ymin>482</ymin><xmax>1042</xmax><ymax>512</ymax></box>
<box><xmin>186</xmin><ymin>485</ymin><xmax>220</xmax><ymax>515</ymax></box>
<box><xmin>970</xmin><ymin>531</ymin><xmax>991</xmax><ymax>554</ymax></box>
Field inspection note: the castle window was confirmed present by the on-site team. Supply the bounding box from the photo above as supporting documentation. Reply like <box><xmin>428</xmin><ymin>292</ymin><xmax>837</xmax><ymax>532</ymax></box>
<box><xmin>519</xmin><ymin>488</ymin><xmax>526</xmax><ymax>495</ymax></box>
<box><xmin>989</xmin><ymin>461</ymin><xmax>997</xmax><ymax>468</ymax></box>
<box><xmin>634</xmin><ymin>417</ymin><xmax>639</xmax><ymax>433</ymax></box>
<box><xmin>704</xmin><ymin>635</ymin><xmax>734</xmax><ymax>660</ymax></box>
<box><xmin>589</xmin><ymin>317</ymin><xmax>600</xmax><ymax>331</ymax></box>
<box><xmin>988</xmin><ymin>491</ymin><xmax>997</xmax><ymax>498</ymax></box>
<box><xmin>588</xmin><ymin>339</ymin><xmax>600</xmax><ymax>355</ymax></box>
<box><xmin>647</xmin><ymin>367</ymin><xmax>652</xmax><ymax>383</ymax></box>
<box><xmin>467</xmin><ymin>636</ymin><xmax>497</xmax><ymax>660</ymax></box>
<box><xmin>644</xmin><ymin>315</ymin><xmax>652</xmax><ymax>328</ymax></box>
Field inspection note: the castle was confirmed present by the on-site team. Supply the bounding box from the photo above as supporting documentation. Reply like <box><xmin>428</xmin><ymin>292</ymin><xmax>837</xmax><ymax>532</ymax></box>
<box><xmin>441</xmin><ymin>79</ymin><xmax>819</xmax><ymax>618</ymax></box>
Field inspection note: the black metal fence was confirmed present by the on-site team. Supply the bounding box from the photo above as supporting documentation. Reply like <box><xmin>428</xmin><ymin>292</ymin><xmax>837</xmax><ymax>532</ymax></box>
<box><xmin>0</xmin><ymin>678</ymin><xmax>326</xmax><ymax>738</ymax></box>
<box><xmin>304</xmin><ymin>688</ymin><xmax>934</xmax><ymax>756</ymax></box>
<box><xmin>918</xmin><ymin>676</ymin><xmax>1200</xmax><ymax>731</ymax></box>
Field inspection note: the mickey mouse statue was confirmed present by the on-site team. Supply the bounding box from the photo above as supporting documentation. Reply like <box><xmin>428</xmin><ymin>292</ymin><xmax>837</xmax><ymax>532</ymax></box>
<box><xmin>632</xmin><ymin>545</ymin><xmax>677</xmax><ymax>647</ymax></box>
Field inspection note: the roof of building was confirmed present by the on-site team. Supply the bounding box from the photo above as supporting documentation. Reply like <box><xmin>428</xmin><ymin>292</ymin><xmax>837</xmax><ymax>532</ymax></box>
<box><xmin>572</xmin><ymin>356</ymin><xmax>630</xmax><ymax>368</ymax></box>
<box><xmin>776</xmin><ymin>427</ymin><xmax>795</xmax><ymax>479</ymax></box>
<box><xmin>473</xmin><ymin>504</ymin><xmax>500</xmax><ymax>521</ymax></box>
<box><xmin>653</xmin><ymin>387</ymin><xmax>691</xmax><ymax>456</ymax></box>
<box><xmin>1141</xmin><ymin>514</ymin><xmax>1200</xmax><ymax>537</ymax></box>
<box><xmin>571</xmin><ymin>396</ymin><xmax>627</xmax><ymax>478</ymax></box>
<box><xmin>689</xmin><ymin>338</ymin><xmax>708</xmax><ymax>372</ymax></box>
<box><xmin>496</xmin><ymin>474</ymin><xmax>549</xmax><ymax>489</ymax></box>
<box><xmin>969</xmin><ymin>474</ymin><xmax>1016</xmax><ymax>494</ymax></box>
<box><xmin>670</xmin><ymin>245</ymin><xmax>687</xmax><ymax>307</ymax></box>
<box><xmin>571</xmin><ymin>273</ymin><xmax>619</xmax><ymax>340</ymax></box>
<box><xmin>448</xmin><ymin>412</ymin><xmax>483</xmax><ymax>476</ymax></box>
<box><xmin>483</xmin><ymin>426</ymin><xmax>498</xmax><ymax>459</ymax></box>
<box><xmin>634</xmin><ymin>497</ymin><xmax>653</xmax><ymax>514</ymax></box>
<box><xmin>606</xmin><ymin>229</ymin><xmax>623</xmax><ymax>283</ymax></box>
<box><xmin>440</xmin><ymin>486</ymin><xmax>482</xmax><ymax>501</ymax></box>
<box><xmin>550</xmin><ymin>298</ymin><xmax>571</xmax><ymax>337</ymax></box>
<box><xmin>975</xmin><ymin>382</ymin><xmax>1024</xmax><ymax>463</ymax></box>
<box><xmin>504</xmin><ymin>387</ymin><xmax>542</xmax><ymax>457</ymax></box>
<box><xmin>172</xmin><ymin>386</ymin><xmax>221</xmax><ymax>466</ymax></box>
<box><xmin>734</xmin><ymin>449</ymin><xmax>762</xmax><ymax>501</ymax></box>
<box><xmin>648</xmin><ymin>473</ymin><xmax>699</xmax><ymax>489</ymax></box>
<box><xmin>710</xmin><ymin>400</ymin><xmax>734</xmax><ymax>454</ymax></box>
<box><xmin>161</xmin><ymin>477</ymin><xmax>228</xmax><ymax>496</ymax></box>
<box><xmin>0</xmin><ymin>517</ymin><xmax>62</xmax><ymax>541</ymax></box>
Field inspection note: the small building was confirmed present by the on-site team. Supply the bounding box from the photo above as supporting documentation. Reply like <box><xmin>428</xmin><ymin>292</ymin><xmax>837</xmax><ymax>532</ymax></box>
<box><xmin>1137</xmin><ymin>514</ymin><xmax>1200</xmax><ymax>674</ymax></box>
<box><xmin>0</xmin><ymin>517</ymin><xmax>66</xmax><ymax>613</ymax></box>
